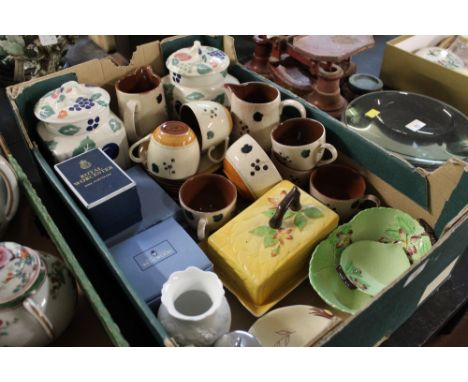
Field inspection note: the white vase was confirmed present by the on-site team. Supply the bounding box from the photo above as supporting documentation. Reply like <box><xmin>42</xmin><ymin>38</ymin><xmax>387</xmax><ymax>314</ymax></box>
<box><xmin>157</xmin><ymin>266</ymin><xmax>231</xmax><ymax>346</ymax></box>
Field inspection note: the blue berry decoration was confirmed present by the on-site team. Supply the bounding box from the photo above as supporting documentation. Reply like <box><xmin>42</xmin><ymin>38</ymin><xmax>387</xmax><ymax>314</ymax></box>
<box><xmin>86</xmin><ymin>116</ymin><xmax>100</xmax><ymax>131</ymax></box>
<box><xmin>69</xmin><ymin>97</ymin><xmax>95</xmax><ymax>111</ymax></box>
<box><xmin>208</xmin><ymin>50</ymin><xmax>226</xmax><ymax>59</ymax></box>
<box><xmin>172</xmin><ymin>73</ymin><xmax>182</xmax><ymax>83</ymax></box>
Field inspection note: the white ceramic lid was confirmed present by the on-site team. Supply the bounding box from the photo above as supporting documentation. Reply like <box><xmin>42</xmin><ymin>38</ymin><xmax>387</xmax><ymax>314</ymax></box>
<box><xmin>34</xmin><ymin>80</ymin><xmax>111</xmax><ymax>124</ymax></box>
<box><xmin>0</xmin><ymin>242</ymin><xmax>42</xmax><ymax>306</ymax></box>
<box><xmin>166</xmin><ymin>41</ymin><xmax>230</xmax><ymax>77</ymax></box>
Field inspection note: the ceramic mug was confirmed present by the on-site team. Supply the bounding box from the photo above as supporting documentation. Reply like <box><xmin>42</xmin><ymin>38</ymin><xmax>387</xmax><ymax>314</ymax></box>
<box><xmin>224</xmin><ymin>134</ymin><xmax>282</xmax><ymax>200</ymax></box>
<box><xmin>180</xmin><ymin>101</ymin><xmax>232</xmax><ymax>164</ymax></box>
<box><xmin>116</xmin><ymin>66</ymin><xmax>167</xmax><ymax>143</ymax></box>
<box><xmin>309</xmin><ymin>164</ymin><xmax>380</xmax><ymax>221</ymax></box>
<box><xmin>0</xmin><ymin>155</ymin><xmax>20</xmax><ymax>236</ymax></box>
<box><xmin>179</xmin><ymin>174</ymin><xmax>237</xmax><ymax>241</ymax></box>
<box><xmin>129</xmin><ymin>121</ymin><xmax>200</xmax><ymax>180</ymax></box>
<box><xmin>225</xmin><ymin>82</ymin><xmax>306</xmax><ymax>151</ymax></box>
<box><xmin>271</xmin><ymin>118</ymin><xmax>338</xmax><ymax>171</ymax></box>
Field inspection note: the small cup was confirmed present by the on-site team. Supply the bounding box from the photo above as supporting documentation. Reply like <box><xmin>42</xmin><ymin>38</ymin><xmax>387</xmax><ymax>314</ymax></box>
<box><xmin>129</xmin><ymin>121</ymin><xmax>200</xmax><ymax>180</ymax></box>
<box><xmin>224</xmin><ymin>134</ymin><xmax>282</xmax><ymax>200</ymax></box>
<box><xmin>270</xmin><ymin>152</ymin><xmax>311</xmax><ymax>189</ymax></box>
<box><xmin>180</xmin><ymin>101</ymin><xmax>232</xmax><ymax>164</ymax></box>
<box><xmin>179</xmin><ymin>174</ymin><xmax>237</xmax><ymax>241</ymax></box>
<box><xmin>271</xmin><ymin>118</ymin><xmax>337</xmax><ymax>171</ymax></box>
<box><xmin>116</xmin><ymin>66</ymin><xmax>167</xmax><ymax>143</ymax></box>
<box><xmin>309</xmin><ymin>164</ymin><xmax>380</xmax><ymax>221</ymax></box>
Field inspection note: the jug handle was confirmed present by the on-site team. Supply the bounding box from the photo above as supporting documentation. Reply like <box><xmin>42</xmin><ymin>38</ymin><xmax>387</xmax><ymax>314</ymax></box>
<box><xmin>125</xmin><ymin>100</ymin><xmax>138</xmax><ymax>143</ymax></box>
<box><xmin>269</xmin><ymin>187</ymin><xmax>301</xmax><ymax>229</ymax></box>
<box><xmin>279</xmin><ymin>99</ymin><xmax>306</xmax><ymax>118</ymax></box>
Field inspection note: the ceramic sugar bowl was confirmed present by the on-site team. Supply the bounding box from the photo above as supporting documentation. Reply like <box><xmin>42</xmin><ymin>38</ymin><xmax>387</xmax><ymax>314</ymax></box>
<box><xmin>163</xmin><ymin>40</ymin><xmax>240</xmax><ymax>118</ymax></box>
<box><xmin>0</xmin><ymin>242</ymin><xmax>77</xmax><ymax>346</ymax></box>
<box><xmin>35</xmin><ymin>81</ymin><xmax>130</xmax><ymax>168</ymax></box>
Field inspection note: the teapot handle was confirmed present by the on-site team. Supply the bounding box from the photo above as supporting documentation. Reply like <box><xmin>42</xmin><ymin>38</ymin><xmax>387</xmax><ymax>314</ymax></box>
<box><xmin>269</xmin><ymin>187</ymin><xmax>301</xmax><ymax>229</ymax></box>
<box><xmin>23</xmin><ymin>297</ymin><xmax>55</xmax><ymax>340</ymax></box>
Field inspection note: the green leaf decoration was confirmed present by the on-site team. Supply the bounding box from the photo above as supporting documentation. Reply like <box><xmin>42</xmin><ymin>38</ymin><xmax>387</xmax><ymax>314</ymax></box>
<box><xmin>72</xmin><ymin>137</ymin><xmax>97</xmax><ymax>156</ymax></box>
<box><xmin>221</xmin><ymin>69</ymin><xmax>228</xmax><ymax>78</ymax></box>
<box><xmin>58</xmin><ymin>94</ymin><xmax>66</xmax><ymax>102</ymax></box>
<box><xmin>46</xmin><ymin>140</ymin><xmax>58</xmax><ymax>151</ymax></box>
<box><xmin>0</xmin><ymin>40</ymin><xmax>25</xmax><ymax>56</ymax></box>
<box><xmin>262</xmin><ymin>209</ymin><xmax>276</xmax><ymax>218</ymax></box>
<box><xmin>272</xmin><ymin>245</ymin><xmax>281</xmax><ymax>256</ymax></box>
<box><xmin>383</xmin><ymin>227</ymin><xmax>402</xmax><ymax>242</ymax></box>
<box><xmin>186</xmin><ymin>91</ymin><xmax>205</xmax><ymax>101</ymax></box>
<box><xmin>172</xmin><ymin>58</ymin><xmax>179</xmax><ymax>66</ymax></box>
<box><xmin>284</xmin><ymin>210</ymin><xmax>295</xmax><ymax>220</ymax></box>
<box><xmin>58</xmin><ymin>124</ymin><xmax>80</xmax><ymax>136</ymax></box>
<box><xmin>249</xmin><ymin>225</ymin><xmax>276</xmax><ymax>237</ymax></box>
<box><xmin>39</xmin><ymin>105</ymin><xmax>55</xmax><ymax>119</ymax></box>
<box><xmin>90</xmin><ymin>93</ymin><xmax>102</xmax><ymax>101</ymax></box>
<box><xmin>109</xmin><ymin>118</ymin><xmax>122</xmax><ymax>133</ymax></box>
<box><xmin>396</xmin><ymin>215</ymin><xmax>416</xmax><ymax>235</ymax></box>
<box><xmin>207</xmin><ymin>131</ymin><xmax>214</xmax><ymax>140</ymax></box>
<box><xmin>294</xmin><ymin>213</ymin><xmax>307</xmax><ymax>231</ymax></box>
<box><xmin>303</xmin><ymin>206</ymin><xmax>323</xmax><ymax>218</ymax></box>
<box><xmin>197</xmin><ymin>63</ymin><xmax>212</xmax><ymax>75</ymax></box>
<box><xmin>264</xmin><ymin>235</ymin><xmax>278</xmax><ymax>248</ymax></box>
<box><xmin>96</xmin><ymin>100</ymin><xmax>108</xmax><ymax>107</ymax></box>
<box><xmin>211</xmin><ymin>93</ymin><xmax>225</xmax><ymax>104</ymax></box>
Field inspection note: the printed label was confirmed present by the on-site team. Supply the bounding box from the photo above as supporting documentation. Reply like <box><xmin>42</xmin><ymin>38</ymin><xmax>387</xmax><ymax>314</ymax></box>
<box><xmin>134</xmin><ymin>240</ymin><xmax>177</xmax><ymax>271</ymax></box>
<box><xmin>38</xmin><ymin>35</ymin><xmax>58</xmax><ymax>46</ymax></box>
<box><xmin>365</xmin><ymin>108</ymin><xmax>380</xmax><ymax>118</ymax></box>
<box><xmin>405</xmin><ymin>119</ymin><xmax>426</xmax><ymax>132</ymax></box>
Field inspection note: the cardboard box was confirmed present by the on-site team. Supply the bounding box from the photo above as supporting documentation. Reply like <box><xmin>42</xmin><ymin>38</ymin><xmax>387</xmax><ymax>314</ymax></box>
<box><xmin>6</xmin><ymin>35</ymin><xmax>468</xmax><ymax>346</ymax></box>
<box><xmin>380</xmin><ymin>35</ymin><xmax>468</xmax><ymax>114</ymax></box>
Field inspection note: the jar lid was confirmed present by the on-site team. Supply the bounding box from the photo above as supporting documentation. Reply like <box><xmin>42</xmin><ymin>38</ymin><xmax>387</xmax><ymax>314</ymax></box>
<box><xmin>34</xmin><ymin>80</ymin><xmax>111</xmax><ymax>124</ymax></box>
<box><xmin>0</xmin><ymin>242</ymin><xmax>43</xmax><ymax>307</ymax></box>
<box><xmin>166</xmin><ymin>41</ymin><xmax>230</xmax><ymax>77</ymax></box>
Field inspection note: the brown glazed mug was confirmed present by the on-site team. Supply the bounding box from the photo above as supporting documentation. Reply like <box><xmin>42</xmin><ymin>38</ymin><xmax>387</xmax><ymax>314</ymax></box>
<box><xmin>309</xmin><ymin>164</ymin><xmax>380</xmax><ymax>221</ymax></box>
<box><xmin>179</xmin><ymin>174</ymin><xmax>237</xmax><ymax>241</ymax></box>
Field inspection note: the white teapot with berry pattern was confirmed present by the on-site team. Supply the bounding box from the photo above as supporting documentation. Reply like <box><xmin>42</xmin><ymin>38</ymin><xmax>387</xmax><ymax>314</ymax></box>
<box><xmin>163</xmin><ymin>41</ymin><xmax>239</xmax><ymax>118</ymax></box>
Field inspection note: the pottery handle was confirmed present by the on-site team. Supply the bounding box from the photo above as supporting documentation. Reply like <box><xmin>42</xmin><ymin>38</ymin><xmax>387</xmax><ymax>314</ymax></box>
<box><xmin>197</xmin><ymin>217</ymin><xmax>208</xmax><ymax>241</ymax></box>
<box><xmin>128</xmin><ymin>134</ymin><xmax>151</xmax><ymax>164</ymax></box>
<box><xmin>279</xmin><ymin>99</ymin><xmax>306</xmax><ymax>119</ymax></box>
<box><xmin>359</xmin><ymin>194</ymin><xmax>381</xmax><ymax>208</ymax></box>
<box><xmin>0</xmin><ymin>167</ymin><xmax>15</xmax><ymax>221</ymax></box>
<box><xmin>269</xmin><ymin>187</ymin><xmax>301</xmax><ymax>229</ymax></box>
<box><xmin>207</xmin><ymin>138</ymin><xmax>229</xmax><ymax>164</ymax></box>
<box><xmin>23</xmin><ymin>298</ymin><xmax>55</xmax><ymax>340</ymax></box>
<box><xmin>316</xmin><ymin>143</ymin><xmax>338</xmax><ymax>166</ymax></box>
<box><xmin>125</xmin><ymin>100</ymin><xmax>138</xmax><ymax>143</ymax></box>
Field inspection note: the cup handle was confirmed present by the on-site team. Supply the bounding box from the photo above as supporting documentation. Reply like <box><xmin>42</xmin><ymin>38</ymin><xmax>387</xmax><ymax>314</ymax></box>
<box><xmin>207</xmin><ymin>138</ymin><xmax>229</xmax><ymax>164</ymax></box>
<box><xmin>23</xmin><ymin>297</ymin><xmax>55</xmax><ymax>340</ymax></box>
<box><xmin>279</xmin><ymin>99</ymin><xmax>306</xmax><ymax>118</ymax></box>
<box><xmin>317</xmin><ymin>143</ymin><xmax>338</xmax><ymax>166</ymax></box>
<box><xmin>128</xmin><ymin>134</ymin><xmax>151</xmax><ymax>164</ymax></box>
<box><xmin>197</xmin><ymin>217</ymin><xmax>208</xmax><ymax>242</ymax></box>
<box><xmin>359</xmin><ymin>194</ymin><xmax>381</xmax><ymax>208</ymax></box>
<box><xmin>125</xmin><ymin>100</ymin><xmax>138</xmax><ymax>143</ymax></box>
<box><xmin>0</xmin><ymin>167</ymin><xmax>15</xmax><ymax>221</ymax></box>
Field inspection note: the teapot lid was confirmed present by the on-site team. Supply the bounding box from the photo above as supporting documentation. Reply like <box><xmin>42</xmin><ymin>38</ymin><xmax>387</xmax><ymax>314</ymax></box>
<box><xmin>166</xmin><ymin>41</ymin><xmax>230</xmax><ymax>77</ymax></box>
<box><xmin>34</xmin><ymin>80</ymin><xmax>111</xmax><ymax>124</ymax></box>
<box><xmin>0</xmin><ymin>242</ymin><xmax>44</xmax><ymax>308</ymax></box>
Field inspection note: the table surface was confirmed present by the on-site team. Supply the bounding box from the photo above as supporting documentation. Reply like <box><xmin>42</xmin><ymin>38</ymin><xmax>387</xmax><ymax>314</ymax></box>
<box><xmin>0</xmin><ymin>35</ymin><xmax>466</xmax><ymax>346</ymax></box>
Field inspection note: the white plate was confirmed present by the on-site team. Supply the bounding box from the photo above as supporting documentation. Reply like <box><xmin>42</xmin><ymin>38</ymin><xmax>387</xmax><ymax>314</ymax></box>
<box><xmin>248</xmin><ymin>305</ymin><xmax>341</xmax><ymax>347</ymax></box>
<box><xmin>415</xmin><ymin>47</ymin><xmax>464</xmax><ymax>69</ymax></box>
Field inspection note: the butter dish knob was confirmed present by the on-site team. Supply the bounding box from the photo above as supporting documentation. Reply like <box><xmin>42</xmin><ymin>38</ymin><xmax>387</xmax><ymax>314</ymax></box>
<box><xmin>269</xmin><ymin>186</ymin><xmax>301</xmax><ymax>229</ymax></box>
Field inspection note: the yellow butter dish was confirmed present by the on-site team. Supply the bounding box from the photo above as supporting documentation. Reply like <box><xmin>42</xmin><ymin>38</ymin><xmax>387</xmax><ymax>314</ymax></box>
<box><xmin>206</xmin><ymin>180</ymin><xmax>339</xmax><ymax>316</ymax></box>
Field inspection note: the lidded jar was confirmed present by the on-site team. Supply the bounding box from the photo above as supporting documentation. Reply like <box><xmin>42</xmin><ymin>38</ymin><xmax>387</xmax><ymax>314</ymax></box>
<box><xmin>164</xmin><ymin>41</ymin><xmax>239</xmax><ymax>117</ymax></box>
<box><xmin>34</xmin><ymin>81</ymin><xmax>130</xmax><ymax>168</ymax></box>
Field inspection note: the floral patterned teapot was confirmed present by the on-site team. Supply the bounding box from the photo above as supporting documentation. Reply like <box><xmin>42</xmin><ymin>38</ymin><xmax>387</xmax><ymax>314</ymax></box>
<box><xmin>0</xmin><ymin>242</ymin><xmax>77</xmax><ymax>346</ymax></box>
<box><xmin>163</xmin><ymin>41</ymin><xmax>240</xmax><ymax>118</ymax></box>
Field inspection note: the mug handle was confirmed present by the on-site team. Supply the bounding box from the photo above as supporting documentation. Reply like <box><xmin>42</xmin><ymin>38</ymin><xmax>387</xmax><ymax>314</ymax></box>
<box><xmin>197</xmin><ymin>217</ymin><xmax>208</xmax><ymax>242</ymax></box>
<box><xmin>207</xmin><ymin>138</ymin><xmax>229</xmax><ymax>164</ymax></box>
<box><xmin>128</xmin><ymin>134</ymin><xmax>151</xmax><ymax>163</ymax></box>
<box><xmin>359</xmin><ymin>194</ymin><xmax>381</xmax><ymax>208</ymax></box>
<box><xmin>279</xmin><ymin>99</ymin><xmax>306</xmax><ymax>118</ymax></box>
<box><xmin>317</xmin><ymin>143</ymin><xmax>338</xmax><ymax>166</ymax></box>
<box><xmin>125</xmin><ymin>100</ymin><xmax>138</xmax><ymax>143</ymax></box>
<box><xmin>23</xmin><ymin>297</ymin><xmax>55</xmax><ymax>340</ymax></box>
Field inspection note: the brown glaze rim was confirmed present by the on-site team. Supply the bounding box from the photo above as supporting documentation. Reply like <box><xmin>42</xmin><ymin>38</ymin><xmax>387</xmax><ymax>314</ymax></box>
<box><xmin>115</xmin><ymin>66</ymin><xmax>161</xmax><ymax>94</ymax></box>
<box><xmin>310</xmin><ymin>164</ymin><xmax>366</xmax><ymax>200</ymax></box>
<box><xmin>225</xmin><ymin>82</ymin><xmax>279</xmax><ymax>104</ymax></box>
<box><xmin>272</xmin><ymin>118</ymin><xmax>325</xmax><ymax>146</ymax></box>
<box><xmin>179</xmin><ymin>174</ymin><xmax>237</xmax><ymax>211</ymax></box>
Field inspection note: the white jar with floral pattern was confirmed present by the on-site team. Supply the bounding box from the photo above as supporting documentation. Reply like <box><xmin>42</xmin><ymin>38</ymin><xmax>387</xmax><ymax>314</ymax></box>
<box><xmin>0</xmin><ymin>242</ymin><xmax>77</xmax><ymax>346</ymax></box>
<box><xmin>34</xmin><ymin>81</ymin><xmax>130</xmax><ymax>168</ymax></box>
<box><xmin>163</xmin><ymin>41</ymin><xmax>240</xmax><ymax>118</ymax></box>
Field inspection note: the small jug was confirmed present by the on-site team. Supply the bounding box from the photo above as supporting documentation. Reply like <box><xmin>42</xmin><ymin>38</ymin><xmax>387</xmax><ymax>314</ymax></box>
<box><xmin>157</xmin><ymin>266</ymin><xmax>231</xmax><ymax>346</ymax></box>
<box><xmin>225</xmin><ymin>82</ymin><xmax>306</xmax><ymax>151</ymax></box>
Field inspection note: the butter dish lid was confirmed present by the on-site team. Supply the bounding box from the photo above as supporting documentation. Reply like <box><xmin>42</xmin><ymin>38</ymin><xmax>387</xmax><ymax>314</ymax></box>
<box><xmin>166</xmin><ymin>41</ymin><xmax>230</xmax><ymax>77</ymax></box>
<box><xmin>34</xmin><ymin>80</ymin><xmax>111</xmax><ymax>124</ymax></box>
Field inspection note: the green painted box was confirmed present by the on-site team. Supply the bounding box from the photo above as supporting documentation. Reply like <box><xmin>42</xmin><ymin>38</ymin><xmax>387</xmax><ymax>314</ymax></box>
<box><xmin>6</xmin><ymin>35</ymin><xmax>468</xmax><ymax>346</ymax></box>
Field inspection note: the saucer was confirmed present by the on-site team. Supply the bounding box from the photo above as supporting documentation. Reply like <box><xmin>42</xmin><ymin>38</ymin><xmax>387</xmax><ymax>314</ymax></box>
<box><xmin>415</xmin><ymin>47</ymin><xmax>464</xmax><ymax>69</ymax></box>
<box><xmin>248</xmin><ymin>305</ymin><xmax>341</xmax><ymax>346</ymax></box>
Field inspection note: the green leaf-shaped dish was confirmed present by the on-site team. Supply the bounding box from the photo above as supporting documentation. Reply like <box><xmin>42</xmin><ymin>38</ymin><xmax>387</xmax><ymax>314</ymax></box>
<box><xmin>309</xmin><ymin>207</ymin><xmax>432</xmax><ymax>314</ymax></box>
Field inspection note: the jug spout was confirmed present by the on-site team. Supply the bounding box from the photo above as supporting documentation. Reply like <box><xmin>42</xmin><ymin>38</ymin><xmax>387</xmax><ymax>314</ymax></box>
<box><xmin>224</xmin><ymin>82</ymin><xmax>245</xmax><ymax>103</ymax></box>
<box><xmin>224</xmin><ymin>81</ymin><xmax>278</xmax><ymax>104</ymax></box>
